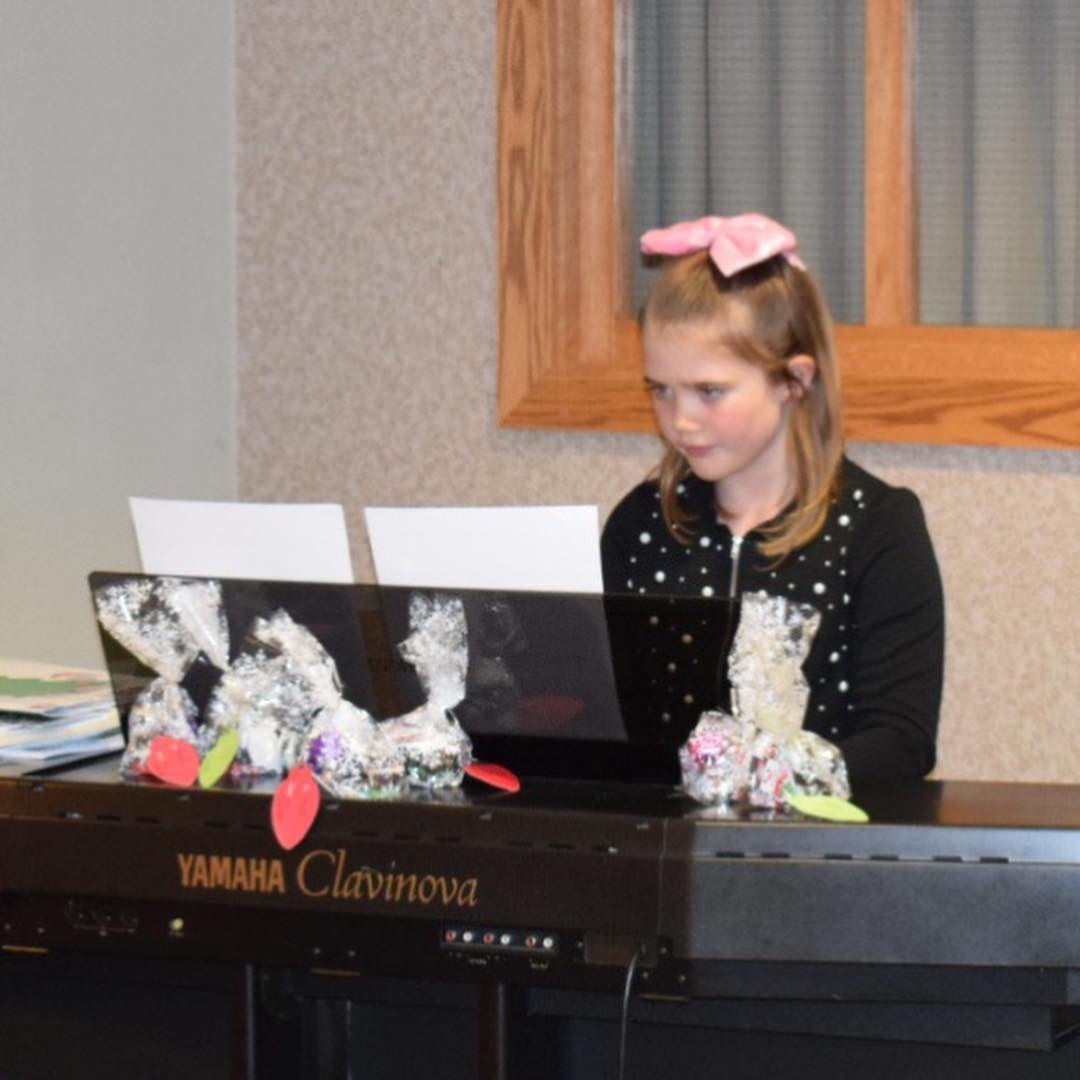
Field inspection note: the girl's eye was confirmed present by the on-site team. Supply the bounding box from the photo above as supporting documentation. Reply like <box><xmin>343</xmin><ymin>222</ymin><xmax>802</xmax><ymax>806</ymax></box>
<box><xmin>646</xmin><ymin>383</ymin><xmax>671</xmax><ymax>401</ymax></box>
<box><xmin>698</xmin><ymin>384</ymin><xmax>727</xmax><ymax>400</ymax></box>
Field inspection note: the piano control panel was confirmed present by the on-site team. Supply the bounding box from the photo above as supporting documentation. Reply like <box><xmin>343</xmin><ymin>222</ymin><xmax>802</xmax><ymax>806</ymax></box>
<box><xmin>441</xmin><ymin>925</ymin><xmax>559</xmax><ymax>957</ymax></box>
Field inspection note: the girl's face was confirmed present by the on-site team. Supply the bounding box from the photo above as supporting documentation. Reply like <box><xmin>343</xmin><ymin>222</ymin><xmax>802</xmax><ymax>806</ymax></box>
<box><xmin>644</xmin><ymin>319</ymin><xmax>806</xmax><ymax>494</ymax></box>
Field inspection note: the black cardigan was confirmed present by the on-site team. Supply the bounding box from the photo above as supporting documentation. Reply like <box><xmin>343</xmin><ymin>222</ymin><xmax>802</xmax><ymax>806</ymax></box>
<box><xmin>600</xmin><ymin>458</ymin><xmax>945</xmax><ymax>788</ymax></box>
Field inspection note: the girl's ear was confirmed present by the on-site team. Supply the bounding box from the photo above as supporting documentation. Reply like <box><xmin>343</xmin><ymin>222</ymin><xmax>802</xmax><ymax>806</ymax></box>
<box><xmin>785</xmin><ymin>354</ymin><xmax>816</xmax><ymax>398</ymax></box>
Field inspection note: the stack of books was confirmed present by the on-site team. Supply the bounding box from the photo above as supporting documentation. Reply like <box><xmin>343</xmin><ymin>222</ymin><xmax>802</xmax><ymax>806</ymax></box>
<box><xmin>0</xmin><ymin>658</ymin><xmax>123</xmax><ymax>767</ymax></box>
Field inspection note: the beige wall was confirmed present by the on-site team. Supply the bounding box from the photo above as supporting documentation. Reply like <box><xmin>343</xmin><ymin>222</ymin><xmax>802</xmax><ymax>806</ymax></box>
<box><xmin>236</xmin><ymin>2</ymin><xmax>1080</xmax><ymax>783</ymax></box>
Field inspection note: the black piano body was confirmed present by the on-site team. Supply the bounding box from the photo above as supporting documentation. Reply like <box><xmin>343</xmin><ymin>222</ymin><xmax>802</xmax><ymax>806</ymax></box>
<box><xmin>4</xmin><ymin>762</ymin><xmax>1080</xmax><ymax>1078</ymax></box>
<box><xmin>4</xmin><ymin>572</ymin><xmax>1076</xmax><ymax>1077</ymax></box>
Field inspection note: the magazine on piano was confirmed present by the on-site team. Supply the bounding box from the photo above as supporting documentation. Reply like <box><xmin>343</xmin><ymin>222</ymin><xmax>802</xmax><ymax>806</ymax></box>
<box><xmin>0</xmin><ymin>658</ymin><xmax>123</xmax><ymax>765</ymax></box>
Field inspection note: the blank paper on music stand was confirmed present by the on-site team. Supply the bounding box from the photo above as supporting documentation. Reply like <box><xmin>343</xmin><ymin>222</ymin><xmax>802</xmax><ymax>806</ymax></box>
<box><xmin>129</xmin><ymin>497</ymin><xmax>355</xmax><ymax>583</ymax></box>
<box><xmin>363</xmin><ymin>505</ymin><xmax>603</xmax><ymax>593</ymax></box>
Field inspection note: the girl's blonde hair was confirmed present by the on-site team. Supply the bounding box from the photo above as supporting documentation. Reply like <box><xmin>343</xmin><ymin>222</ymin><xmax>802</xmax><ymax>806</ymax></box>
<box><xmin>644</xmin><ymin>250</ymin><xmax>844</xmax><ymax>560</ymax></box>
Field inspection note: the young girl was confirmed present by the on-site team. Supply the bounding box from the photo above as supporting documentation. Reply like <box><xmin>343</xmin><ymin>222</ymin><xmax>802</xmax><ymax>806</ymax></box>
<box><xmin>601</xmin><ymin>213</ymin><xmax>944</xmax><ymax>788</ymax></box>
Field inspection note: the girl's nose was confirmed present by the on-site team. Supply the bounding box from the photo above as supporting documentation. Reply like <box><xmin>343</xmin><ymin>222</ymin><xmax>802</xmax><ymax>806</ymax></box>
<box><xmin>671</xmin><ymin>396</ymin><xmax>699</xmax><ymax>432</ymax></box>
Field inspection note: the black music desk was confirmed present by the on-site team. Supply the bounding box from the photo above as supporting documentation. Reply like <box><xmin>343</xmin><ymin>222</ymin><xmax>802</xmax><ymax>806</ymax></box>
<box><xmin>3</xmin><ymin>760</ymin><xmax>1080</xmax><ymax>1079</ymax></box>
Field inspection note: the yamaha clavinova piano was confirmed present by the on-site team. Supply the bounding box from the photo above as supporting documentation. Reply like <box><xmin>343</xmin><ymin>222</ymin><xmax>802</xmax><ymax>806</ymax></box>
<box><xmin>2</xmin><ymin>574</ymin><xmax>1080</xmax><ymax>1079</ymax></box>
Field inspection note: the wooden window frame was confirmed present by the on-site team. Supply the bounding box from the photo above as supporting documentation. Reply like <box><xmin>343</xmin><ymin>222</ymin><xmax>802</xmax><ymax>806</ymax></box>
<box><xmin>497</xmin><ymin>0</ymin><xmax>1080</xmax><ymax>448</ymax></box>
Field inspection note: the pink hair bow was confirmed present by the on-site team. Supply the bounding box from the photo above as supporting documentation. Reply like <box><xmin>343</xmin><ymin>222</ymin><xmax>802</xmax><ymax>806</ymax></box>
<box><xmin>640</xmin><ymin>213</ymin><xmax>805</xmax><ymax>276</ymax></box>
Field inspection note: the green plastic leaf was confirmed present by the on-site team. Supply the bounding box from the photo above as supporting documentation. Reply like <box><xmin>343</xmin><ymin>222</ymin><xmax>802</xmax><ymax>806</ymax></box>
<box><xmin>787</xmin><ymin>792</ymin><xmax>869</xmax><ymax>823</ymax></box>
<box><xmin>198</xmin><ymin>729</ymin><xmax>240</xmax><ymax>789</ymax></box>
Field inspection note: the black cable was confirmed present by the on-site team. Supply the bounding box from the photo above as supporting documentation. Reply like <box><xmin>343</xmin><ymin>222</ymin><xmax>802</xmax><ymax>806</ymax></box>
<box><xmin>616</xmin><ymin>946</ymin><xmax>642</xmax><ymax>1080</ymax></box>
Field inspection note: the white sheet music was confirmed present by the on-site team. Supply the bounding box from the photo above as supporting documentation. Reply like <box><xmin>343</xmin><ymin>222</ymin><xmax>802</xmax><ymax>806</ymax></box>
<box><xmin>129</xmin><ymin>497</ymin><xmax>355</xmax><ymax>583</ymax></box>
<box><xmin>363</xmin><ymin>505</ymin><xmax>603</xmax><ymax>593</ymax></box>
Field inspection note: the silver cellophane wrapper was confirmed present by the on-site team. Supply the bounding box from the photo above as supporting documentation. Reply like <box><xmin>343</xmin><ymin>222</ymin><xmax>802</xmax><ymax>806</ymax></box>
<box><xmin>728</xmin><ymin>590</ymin><xmax>821</xmax><ymax>738</ymax></box>
<box><xmin>378</xmin><ymin>593</ymin><xmax>472</xmax><ymax>788</ymax></box>
<box><xmin>303</xmin><ymin>699</ymin><xmax>405</xmax><ymax>799</ymax></box>
<box><xmin>204</xmin><ymin>609</ymin><xmax>343</xmax><ymax>777</ymax></box>
<box><xmin>95</xmin><ymin>577</ymin><xmax>229</xmax><ymax>777</ymax></box>
<box><xmin>119</xmin><ymin>677</ymin><xmax>202</xmax><ymax>778</ymax></box>
<box><xmin>679</xmin><ymin>590</ymin><xmax>847</xmax><ymax>808</ymax></box>
<box><xmin>163</xmin><ymin>578</ymin><xmax>230</xmax><ymax>671</ymax></box>
<box><xmin>398</xmin><ymin>594</ymin><xmax>468</xmax><ymax>711</ymax></box>
<box><xmin>251</xmin><ymin>610</ymin><xmax>342</xmax><ymax>707</ymax></box>
<box><xmin>382</xmin><ymin>704</ymin><xmax>473</xmax><ymax>789</ymax></box>
<box><xmin>94</xmin><ymin>577</ymin><xmax>229</xmax><ymax>683</ymax></box>
<box><xmin>680</xmin><ymin>710</ymin><xmax>850</xmax><ymax>807</ymax></box>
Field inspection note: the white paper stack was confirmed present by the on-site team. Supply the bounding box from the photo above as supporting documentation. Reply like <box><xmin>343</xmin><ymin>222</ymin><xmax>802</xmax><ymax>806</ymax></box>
<box><xmin>363</xmin><ymin>505</ymin><xmax>603</xmax><ymax>593</ymax></box>
<box><xmin>129</xmin><ymin>497</ymin><xmax>355</xmax><ymax>583</ymax></box>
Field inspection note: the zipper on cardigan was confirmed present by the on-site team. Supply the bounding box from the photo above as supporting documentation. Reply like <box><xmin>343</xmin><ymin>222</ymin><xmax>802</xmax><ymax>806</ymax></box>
<box><xmin>728</xmin><ymin>535</ymin><xmax>744</xmax><ymax>599</ymax></box>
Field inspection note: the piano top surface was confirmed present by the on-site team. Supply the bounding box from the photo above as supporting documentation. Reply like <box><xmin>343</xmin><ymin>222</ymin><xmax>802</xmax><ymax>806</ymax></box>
<box><xmin>6</xmin><ymin>753</ymin><xmax>1080</xmax><ymax>832</ymax></box>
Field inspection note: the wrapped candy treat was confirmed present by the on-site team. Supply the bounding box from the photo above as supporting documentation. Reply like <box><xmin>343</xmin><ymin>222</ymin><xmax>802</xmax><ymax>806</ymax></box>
<box><xmin>679</xmin><ymin>590</ymin><xmax>848</xmax><ymax>809</ymax></box>
<box><xmin>680</xmin><ymin>709</ymin><xmax>850</xmax><ymax>808</ymax></box>
<box><xmin>119</xmin><ymin>677</ymin><xmax>202</xmax><ymax>779</ymax></box>
<box><xmin>204</xmin><ymin>609</ymin><xmax>343</xmax><ymax>777</ymax></box>
<box><xmin>303</xmin><ymin>699</ymin><xmax>405</xmax><ymax>799</ymax></box>
<box><xmin>381</xmin><ymin>594</ymin><xmax>472</xmax><ymax>788</ymax></box>
<box><xmin>94</xmin><ymin>577</ymin><xmax>230</xmax><ymax>777</ymax></box>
